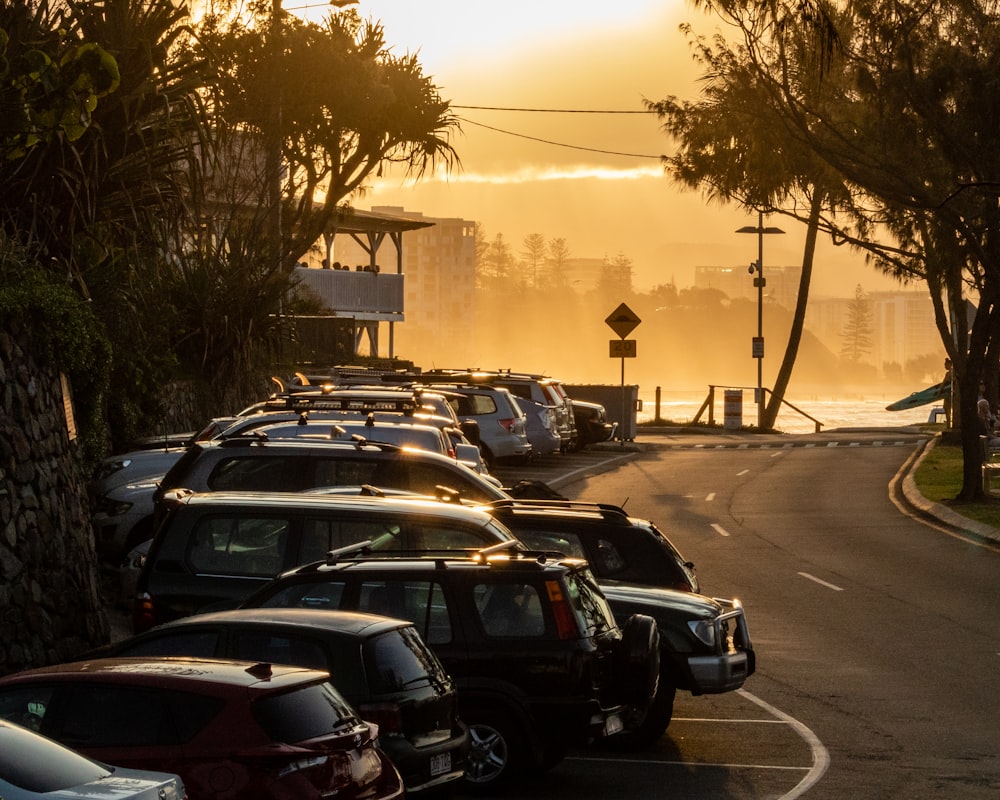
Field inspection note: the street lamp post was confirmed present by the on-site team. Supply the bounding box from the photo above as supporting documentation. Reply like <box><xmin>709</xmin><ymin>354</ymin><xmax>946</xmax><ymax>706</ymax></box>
<box><xmin>736</xmin><ymin>211</ymin><xmax>785</xmax><ymax>430</ymax></box>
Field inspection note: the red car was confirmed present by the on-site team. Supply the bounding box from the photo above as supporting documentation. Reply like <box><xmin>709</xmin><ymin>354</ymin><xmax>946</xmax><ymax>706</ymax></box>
<box><xmin>0</xmin><ymin>657</ymin><xmax>403</xmax><ymax>800</ymax></box>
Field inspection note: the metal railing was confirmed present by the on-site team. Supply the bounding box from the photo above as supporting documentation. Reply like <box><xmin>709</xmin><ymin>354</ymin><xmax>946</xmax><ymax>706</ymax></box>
<box><xmin>687</xmin><ymin>385</ymin><xmax>824</xmax><ymax>433</ymax></box>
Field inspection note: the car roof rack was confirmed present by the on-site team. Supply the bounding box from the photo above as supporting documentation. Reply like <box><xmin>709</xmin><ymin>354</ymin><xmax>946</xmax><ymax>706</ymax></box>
<box><xmin>487</xmin><ymin>498</ymin><xmax>629</xmax><ymax>519</ymax></box>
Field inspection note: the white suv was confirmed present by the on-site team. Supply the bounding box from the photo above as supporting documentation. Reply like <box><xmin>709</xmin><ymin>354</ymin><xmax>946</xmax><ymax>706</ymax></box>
<box><xmin>424</xmin><ymin>384</ymin><xmax>532</xmax><ymax>467</ymax></box>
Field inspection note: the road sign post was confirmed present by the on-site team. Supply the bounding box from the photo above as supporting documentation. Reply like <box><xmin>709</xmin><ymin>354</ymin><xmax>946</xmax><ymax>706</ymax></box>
<box><xmin>605</xmin><ymin>303</ymin><xmax>641</xmax><ymax>443</ymax></box>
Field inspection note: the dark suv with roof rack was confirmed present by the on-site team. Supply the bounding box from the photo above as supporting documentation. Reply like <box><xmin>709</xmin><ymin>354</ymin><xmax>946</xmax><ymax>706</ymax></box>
<box><xmin>238</xmin><ymin>548</ymin><xmax>660</xmax><ymax>790</ymax></box>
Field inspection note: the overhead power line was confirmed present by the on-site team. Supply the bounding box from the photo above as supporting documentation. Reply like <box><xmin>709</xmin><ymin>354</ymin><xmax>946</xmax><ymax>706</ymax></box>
<box><xmin>458</xmin><ymin>117</ymin><xmax>664</xmax><ymax>160</ymax></box>
<box><xmin>453</xmin><ymin>105</ymin><xmax>657</xmax><ymax>114</ymax></box>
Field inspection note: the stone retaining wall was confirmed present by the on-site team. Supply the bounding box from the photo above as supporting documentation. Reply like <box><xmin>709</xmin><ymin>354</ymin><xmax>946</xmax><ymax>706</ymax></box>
<box><xmin>0</xmin><ymin>317</ymin><xmax>109</xmax><ymax>676</ymax></box>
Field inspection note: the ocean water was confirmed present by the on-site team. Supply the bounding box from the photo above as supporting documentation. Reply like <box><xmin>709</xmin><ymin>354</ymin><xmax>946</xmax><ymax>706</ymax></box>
<box><xmin>637</xmin><ymin>390</ymin><xmax>942</xmax><ymax>434</ymax></box>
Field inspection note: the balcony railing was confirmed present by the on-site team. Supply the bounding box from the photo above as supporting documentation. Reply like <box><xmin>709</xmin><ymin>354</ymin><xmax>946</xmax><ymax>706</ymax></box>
<box><xmin>293</xmin><ymin>266</ymin><xmax>404</xmax><ymax>321</ymax></box>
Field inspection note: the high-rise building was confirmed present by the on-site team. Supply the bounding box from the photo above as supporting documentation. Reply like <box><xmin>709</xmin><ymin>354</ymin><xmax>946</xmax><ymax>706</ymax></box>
<box><xmin>332</xmin><ymin>206</ymin><xmax>477</xmax><ymax>348</ymax></box>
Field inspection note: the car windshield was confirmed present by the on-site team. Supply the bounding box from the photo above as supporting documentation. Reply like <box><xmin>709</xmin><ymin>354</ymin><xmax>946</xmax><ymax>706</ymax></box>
<box><xmin>564</xmin><ymin>567</ymin><xmax>618</xmax><ymax>637</ymax></box>
<box><xmin>0</xmin><ymin>721</ymin><xmax>109</xmax><ymax>792</ymax></box>
<box><xmin>254</xmin><ymin>681</ymin><xmax>360</xmax><ymax>742</ymax></box>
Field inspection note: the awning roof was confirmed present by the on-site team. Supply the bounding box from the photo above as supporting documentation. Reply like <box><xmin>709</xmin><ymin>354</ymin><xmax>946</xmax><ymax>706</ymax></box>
<box><xmin>331</xmin><ymin>207</ymin><xmax>434</xmax><ymax>235</ymax></box>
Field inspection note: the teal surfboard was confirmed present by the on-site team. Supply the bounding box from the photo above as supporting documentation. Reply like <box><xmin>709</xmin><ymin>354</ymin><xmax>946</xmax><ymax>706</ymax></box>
<box><xmin>885</xmin><ymin>381</ymin><xmax>950</xmax><ymax>411</ymax></box>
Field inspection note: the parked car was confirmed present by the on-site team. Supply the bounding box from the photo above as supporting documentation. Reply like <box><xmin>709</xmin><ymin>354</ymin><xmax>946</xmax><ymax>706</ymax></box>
<box><xmin>515</xmin><ymin>395</ymin><xmax>562</xmax><ymax>457</ymax></box>
<box><xmin>597</xmin><ymin>583</ymin><xmax>754</xmax><ymax>748</ymax></box>
<box><xmin>421</xmin><ymin>370</ymin><xmax>578</xmax><ymax>452</ymax></box>
<box><xmin>0</xmin><ymin>658</ymin><xmax>404</xmax><ymax>800</ymax></box>
<box><xmin>0</xmin><ymin>718</ymin><xmax>186</xmax><ymax>800</ymax></box>
<box><xmin>132</xmin><ymin>490</ymin><xmax>524</xmax><ymax>632</ymax></box>
<box><xmin>417</xmin><ymin>384</ymin><xmax>532</xmax><ymax>467</ymax></box>
<box><xmin>92</xmin><ymin>609</ymin><xmax>468</xmax><ymax>795</ymax></box>
<box><xmin>152</xmin><ymin>437</ymin><xmax>511</xmax><ymax>513</ymax></box>
<box><xmin>89</xmin><ymin>448</ymin><xmax>187</xmax><ymax>560</ymax></box>
<box><xmin>571</xmin><ymin>399</ymin><xmax>617</xmax><ymax>447</ymax></box>
<box><xmin>486</xmin><ymin>498</ymin><xmax>700</xmax><ymax>593</ymax></box>
<box><xmin>239</xmin><ymin>550</ymin><xmax>660</xmax><ymax>789</ymax></box>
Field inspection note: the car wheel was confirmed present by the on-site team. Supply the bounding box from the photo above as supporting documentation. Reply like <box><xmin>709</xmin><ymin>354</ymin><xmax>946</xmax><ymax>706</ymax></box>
<box><xmin>463</xmin><ymin>708</ymin><xmax>526</xmax><ymax>790</ymax></box>
<box><xmin>617</xmin><ymin>613</ymin><xmax>660</xmax><ymax>706</ymax></box>
<box><xmin>601</xmin><ymin>673</ymin><xmax>676</xmax><ymax>751</ymax></box>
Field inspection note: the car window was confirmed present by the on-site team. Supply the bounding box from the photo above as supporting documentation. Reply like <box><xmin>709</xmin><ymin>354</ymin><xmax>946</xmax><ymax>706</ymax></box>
<box><xmin>415</xmin><ymin>522</ymin><xmax>496</xmax><ymax>550</ymax></box>
<box><xmin>359</xmin><ymin>580</ymin><xmax>452</xmax><ymax>645</ymax></box>
<box><xmin>313</xmin><ymin>457</ymin><xmax>382</xmax><ymax>487</ymax></box>
<box><xmin>563</xmin><ymin>570</ymin><xmax>618</xmax><ymax>637</ymax></box>
<box><xmin>253</xmin><ymin>681</ymin><xmax>357</xmax><ymax>743</ymax></box>
<box><xmin>260</xmin><ymin>580</ymin><xmax>347</xmax><ymax>610</ymax></box>
<box><xmin>595</xmin><ymin>538</ymin><xmax>627</xmax><ymax>573</ymax></box>
<box><xmin>231</xmin><ymin>631</ymin><xmax>328</xmax><ymax>673</ymax></box>
<box><xmin>511</xmin><ymin>528</ymin><xmax>586</xmax><ymax>560</ymax></box>
<box><xmin>377</xmin><ymin>461</ymin><xmax>502</xmax><ymax>502</ymax></box>
<box><xmin>209</xmin><ymin>455</ymin><xmax>307</xmax><ymax>492</ymax></box>
<box><xmin>363</xmin><ymin>626</ymin><xmax>448</xmax><ymax>693</ymax></box>
<box><xmin>188</xmin><ymin>516</ymin><xmax>289</xmax><ymax>577</ymax></box>
<box><xmin>118</xmin><ymin>630</ymin><xmax>220</xmax><ymax>659</ymax></box>
<box><xmin>299</xmin><ymin>518</ymin><xmax>402</xmax><ymax>563</ymax></box>
<box><xmin>58</xmin><ymin>685</ymin><xmax>220</xmax><ymax>747</ymax></box>
<box><xmin>0</xmin><ymin>685</ymin><xmax>55</xmax><ymax>732</ymax></box>
<box><xmin>474</xmin><ymin>583</ymin><xmax>545</xmax><ymax>638</ymax></box>
<box><xmin>455</xmin><ymin>394</ymin><xmax>497</xmax><ymax>416</ymax></box>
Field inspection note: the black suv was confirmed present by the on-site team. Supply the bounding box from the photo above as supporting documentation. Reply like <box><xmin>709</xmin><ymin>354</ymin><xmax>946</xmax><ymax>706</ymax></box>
<box><xmin>239</xmin><ymin>549</ymin><xmax>660</xmax><ymax>789</ymax></box>
<box><xmin>486</xmin><ymin>499</ymin><xmax>700</xmax><ymax>593</ymax></box>
<box><xmin>133</xmin><ymin>490</ymin><xmax>523</xmax><ymax>633</ymax></box>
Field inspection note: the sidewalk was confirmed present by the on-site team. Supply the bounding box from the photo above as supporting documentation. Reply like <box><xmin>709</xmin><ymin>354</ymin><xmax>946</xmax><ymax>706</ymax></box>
<box><xmin>574</xmin><ymin>426</ymin><xmax>1000</xmax><ymax>546</ymax></box>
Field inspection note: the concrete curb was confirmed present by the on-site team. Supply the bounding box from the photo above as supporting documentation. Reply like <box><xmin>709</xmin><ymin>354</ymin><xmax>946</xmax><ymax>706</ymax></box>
<box><xmin>900</xmin><ymin>436</ymin><xmax>1000</xmax><ymax>544</ymax></box>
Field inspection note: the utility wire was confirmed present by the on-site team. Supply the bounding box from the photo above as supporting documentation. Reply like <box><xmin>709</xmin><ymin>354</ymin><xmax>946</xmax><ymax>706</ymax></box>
<box><xmin>458</xmin><ymin>117</ymin><xmax>664</xmax><ymax>160</ymax></box>
<box><xmin>453</xmin><ymin>105</ymin><xmax>657</xmax><ymax>114</ymax></box>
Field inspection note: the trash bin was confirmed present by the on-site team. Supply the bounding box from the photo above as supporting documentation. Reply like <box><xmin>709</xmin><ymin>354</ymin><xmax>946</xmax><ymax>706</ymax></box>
<box><xmin>724</xmin><ymin>389</ymin><xmax>743</xmax><ymax>430</ymax></box>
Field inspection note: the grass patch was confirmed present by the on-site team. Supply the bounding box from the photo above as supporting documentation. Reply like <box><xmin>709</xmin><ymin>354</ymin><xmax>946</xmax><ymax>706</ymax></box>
<box><xmin>913</xmin><ymin>441</ymin><xmax>1000</xmax><ymax>528</ymax></box>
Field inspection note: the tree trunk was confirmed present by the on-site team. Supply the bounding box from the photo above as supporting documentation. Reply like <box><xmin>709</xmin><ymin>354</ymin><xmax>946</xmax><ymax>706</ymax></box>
<box><xmin>762</xmin><ymin>192</ymin><xmax>821</xmax><ymax>431</ymax></box>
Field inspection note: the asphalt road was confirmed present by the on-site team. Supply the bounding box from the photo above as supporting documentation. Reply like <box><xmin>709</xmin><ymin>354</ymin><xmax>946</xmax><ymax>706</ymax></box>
<box><xmin>487</xmin><ymin>429</ymin><xmax>1000</xmax><ymax>800</ymax></box>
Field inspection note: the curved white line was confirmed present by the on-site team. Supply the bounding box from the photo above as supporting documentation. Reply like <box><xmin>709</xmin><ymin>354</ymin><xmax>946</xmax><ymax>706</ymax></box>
<box><xmin>737</xmin><ymin>688</ymin><xmax>830</xmax><ymax>799</ymax></box>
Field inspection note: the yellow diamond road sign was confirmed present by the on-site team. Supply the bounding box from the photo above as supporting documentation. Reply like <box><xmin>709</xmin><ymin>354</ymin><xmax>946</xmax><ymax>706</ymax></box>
<box><xmin>605</xmin><ymin>303</ymin><xmax>641</xmax><ymax>339</ymax></box>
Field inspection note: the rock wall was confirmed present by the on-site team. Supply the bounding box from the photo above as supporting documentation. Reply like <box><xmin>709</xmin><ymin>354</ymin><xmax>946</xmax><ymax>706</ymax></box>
<box><xmin>0</xmin><ymin>317</ymin><xmax>109</xmax><ymax>677</ymax></box>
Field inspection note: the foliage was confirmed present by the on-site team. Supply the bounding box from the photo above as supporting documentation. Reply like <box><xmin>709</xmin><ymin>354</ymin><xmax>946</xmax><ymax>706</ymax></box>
<box><xmin>913</xmin><ymin>441</ymin><xmax>1000</xmax><ymax>527</ymax></box>
<box><xmin>0</xmin><ymin>237</ymin><xmax>111</xmax><ymax>465</ymax></box>
<box><xmin>660</xmin><ymin>0</ymin><xmax>1000</xmax><ymax>496</ymax></box>
<box><xmin>195</xmin><ymin>7</ymin><xmax>461</xmax><ymax>271</ymax></box>
<box><xmin>840</xmin><ymin>284</ymin><xmax>874</xmax><ymax>363</ymax></box>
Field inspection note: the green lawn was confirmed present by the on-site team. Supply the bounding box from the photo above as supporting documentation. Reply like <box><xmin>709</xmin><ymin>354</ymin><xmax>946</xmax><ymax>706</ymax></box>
<box><xmin>913</xmin><ymin>438</ymin><xmax>1000</xmax><ymax>528</ymax></box>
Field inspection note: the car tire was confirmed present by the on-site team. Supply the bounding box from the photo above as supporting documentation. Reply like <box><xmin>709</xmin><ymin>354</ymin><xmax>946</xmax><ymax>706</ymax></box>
<box><xmin>601</xmin><ymin>672</ymin><xmax>676</xmax><ymax>751</ymax></box>
<box><xmin>462</xmin><ymin>707</ymin><xmax>526</xmax><ymax>791</ymax></box>
<box><xmin>617</xmin><ymin>613</ymin><xmax>660</xmax><ymax>706</ymax></box>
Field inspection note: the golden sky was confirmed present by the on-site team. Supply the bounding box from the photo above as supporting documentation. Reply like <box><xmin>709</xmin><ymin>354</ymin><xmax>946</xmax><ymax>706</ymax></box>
<box><xmin>304</xmin><ymin>0</ymin><xmax>904</xmax><ymax>297</ymax></box>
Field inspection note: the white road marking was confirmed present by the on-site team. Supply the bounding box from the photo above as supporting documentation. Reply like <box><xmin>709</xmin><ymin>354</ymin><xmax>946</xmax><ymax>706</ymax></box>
<box><xmin>571</xmin><ymin>690</ymin><xmax>829</xmax><ymax>799</ymax></box>
<box><xmin>737</xmin><ymin>469</ymin><xmax>750</xmax><ymax>476</ymax></box>
<box><xmin>705</xmin><ymin>492</ymin><xmax>716</xmax><ymax>502</ymax></box>
<box><xmin>711</xmin><ymin>523</ymin><xmax>731</xmax><ymax>537</ymax></box>
<box><xmin>798</xmin><ymin>571</ymin><xmax>844</xmax><ymax>591</ymax></box>
<box><xmin>738</xmin><ymin>689</ymin><xmax>830</xmax><ymax>799</ymax></box>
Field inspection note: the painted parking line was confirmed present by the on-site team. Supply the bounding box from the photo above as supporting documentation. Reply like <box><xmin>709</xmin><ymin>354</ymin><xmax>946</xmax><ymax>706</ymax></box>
<box><xmin>572</xmin><ymin>689</ymin><xmax>829</xmax><ymax>800</ymax></box>
<box><xmin>798</xmin><ymin>572</ymin><xmax>844</xmax><ymax>591</ymax></box>
<box><xmin>711</xmin><ymin>523</ymin><xmax>731</xmax><ymax>537</ymax></box>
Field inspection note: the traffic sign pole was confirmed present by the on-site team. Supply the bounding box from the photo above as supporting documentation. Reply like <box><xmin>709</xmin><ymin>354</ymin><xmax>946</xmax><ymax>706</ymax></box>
<box><xmin>605</xmin><ymin>303</ymin><xmax>641</xmax><ymax>443</ymax></box>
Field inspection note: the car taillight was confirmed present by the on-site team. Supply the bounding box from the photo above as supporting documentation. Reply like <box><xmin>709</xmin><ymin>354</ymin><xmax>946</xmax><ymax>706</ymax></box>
<box><xmin>358</xmin><ymin>702</ymin><xmax>405</xmax><ymax>735</ymax></box>
<box><xmin>545</xmin><ymin>580</ymin><xmax>578</xmax><ymax>640</ymax></box>
<box><xmin>497</xmin><ymin>418</ymin><xmax>516</xmax><ymax>433</ymax></box>
<box><xmin>132</xmin><ymin>592</ymin><xmax>156</xmax><ymax>634</ymax></box>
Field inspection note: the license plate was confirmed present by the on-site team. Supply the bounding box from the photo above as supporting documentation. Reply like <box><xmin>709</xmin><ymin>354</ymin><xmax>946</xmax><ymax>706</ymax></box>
<box><xmin>430</xmin><ymin>752</ymin><xmax>452</xmax><ymax>776</ymax></box>
<box><xmin>604</xmin><ymin>713</ymin><xmax>624</xmax><ymax>736</ymax></box>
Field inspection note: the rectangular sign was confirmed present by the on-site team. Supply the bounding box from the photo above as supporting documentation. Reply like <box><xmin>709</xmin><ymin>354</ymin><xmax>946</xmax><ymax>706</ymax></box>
<box><xmin>610</xmin><ymin>339</ymin><xmax>637</xmax><ymax>358</ymax></box>
<box><xmin>752</xmin><ymin>336</ymin><xmax>764</xmax><ymax>358</ymax></box>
